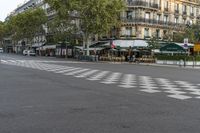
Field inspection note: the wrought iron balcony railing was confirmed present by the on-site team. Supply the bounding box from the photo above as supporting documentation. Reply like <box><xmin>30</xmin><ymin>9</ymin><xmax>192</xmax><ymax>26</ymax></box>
<box><xmin>121</xmin><ymin>17</ymin><xmax>186</xmax><ymax>28</ymax></box>
<box><xmin>127</xmin><ymin>1</ymin><xmax>160</xmax><ymax>10</ymax></box>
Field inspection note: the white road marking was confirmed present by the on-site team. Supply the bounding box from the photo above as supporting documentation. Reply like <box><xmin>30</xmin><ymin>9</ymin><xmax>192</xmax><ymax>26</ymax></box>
<box><xmin>55</xmin><ymin>68</ymin><xmax>80</xmax><ymax>73</ymax></box>
<box><xmin>2</xmin><ymin>58</ymin><xmax>200</xmax><ymax>101</ymax></box>
<box><xmin>101</xmin><ymin>72</ymin><xmax>122</xmax><ymax>84</ymax></box>
<box><xmin>75</xmin><ymin>70</ymin><xmax>99</xmax><ymax>78</ymax></box>
<box><xmin>64</xmin><ymin>69</ymin><xmax>90</xmax><ymax>76</ymax></box>
<box><xmin>118</xmin><ymin>74</ymin><xmax>136</xmax><ymax>88</ymax></box>
<box><xmin>139</xmin><ymin>76</ymin><xmax>161</xmax><ymax>93</ymax></box>
<box><xmin>87</xmin><ymin>71</ymin><xmax>109</xmax><ymax>81</ymax></box>
<box><xmin>168</xmin><ymin>94</ymin><xmax>192</xmax><ymax>100</ymax></box>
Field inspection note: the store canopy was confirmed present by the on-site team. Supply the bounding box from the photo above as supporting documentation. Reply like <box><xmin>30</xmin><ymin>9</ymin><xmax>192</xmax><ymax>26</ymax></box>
<box><xmin>32</xmin><ymin>42</ymin><xmax>45</xmax><ymax>48</ymax></box>
<box><xmin>36</xmin><ymin>45</ymin><xmax>56</xmax><ymax>50</ymax></box>
<box><xmin>102</xmin><ymin>40</ymin><xmax>148</xmax><ymax>48</ymax></box>
<box><xmin>160</xmin><ymin>43</ymin><xmax>186</xmax><ymax>53</ymax></box>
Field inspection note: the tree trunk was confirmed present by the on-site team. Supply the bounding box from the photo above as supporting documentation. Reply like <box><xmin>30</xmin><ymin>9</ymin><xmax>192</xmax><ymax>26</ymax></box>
<box><xmin>83</xmin><ymin>39</ymin><xmax>85</xmax><ymax>55</ymax></box>
<box><xmin>86</xmin><ymin>38</ymin><xmax>90</xmax><ymax>56</ymax></box>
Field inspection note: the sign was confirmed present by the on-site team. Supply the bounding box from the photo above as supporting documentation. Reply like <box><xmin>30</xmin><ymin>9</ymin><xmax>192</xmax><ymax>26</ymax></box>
<box><xmin>110</xmin><ymin>40</ymin><xmax>116</xmax><ymax>49</ymax></box>
<box><xmin>194</xmin><ymin>43</ymin><xmax>200</xmax><ymax>52</ymax></box>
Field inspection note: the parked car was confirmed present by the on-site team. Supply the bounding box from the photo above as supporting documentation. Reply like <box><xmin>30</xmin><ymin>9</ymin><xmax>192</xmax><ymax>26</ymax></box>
<box><xmin>0</xmin><ymin>48</ymin><xmax>3</xmax><ymax>53</ymax></box>
<box><xmin>27</xmin><ymin>50</ymin><xmax>36</xmax><ymax>56</ymax></box>
<box><xmin>23</xmin><ymin>50</ymin><xmax>28</xmax><ymax>56</ymax></box>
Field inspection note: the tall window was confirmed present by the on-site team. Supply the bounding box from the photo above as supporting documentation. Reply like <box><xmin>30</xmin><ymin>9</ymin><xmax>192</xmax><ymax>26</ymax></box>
<box><xmin>157</xmin><ymin>14</ymin><xmax>161</xmax><ymax>24</ymax></box>
<box><xmin>190</xmin><ymin>7</ymin><xmax>194</xmax><ymax>15</ymax></box>
<box><xmin>164</xmin><ymin>15</ymin><xmax>168</xmax><ymax>24</ymax></box>
<box><xmin>183</xmin><ymin>5</ymin><xmax>187</xmax><ymax>14</ymax></box>
<box><xmin>126</xmin><ymin>27</ymin><xmax>132</xmax><ymax>36</ymax></box>
<box><xmin>175</xmin><ymin>17</ymin><xmax>178</xmax><ymax>24</ymax></box>
<box><xmin>164</xmin><ymin>1</ymin><xmax>168</xmax><ymax>10</ymax></box>
<box><xmin>156</xmin><ymin>29</ymin><xmax>160</xmax><ymax>38</ymax></box>
<box><xmin>175</xmin><ymin>3</ymin><xmax>179</xmax><ymax>12</ymax></box>
<box><xmin>144</xmin><ymin>28</ymin><xmax>149</xmax><ymax>37</ymax></box>
<box><xmin>126</xmin><ymin>11</ymin><xmax>132</xmax><ymax>19</ymax></box>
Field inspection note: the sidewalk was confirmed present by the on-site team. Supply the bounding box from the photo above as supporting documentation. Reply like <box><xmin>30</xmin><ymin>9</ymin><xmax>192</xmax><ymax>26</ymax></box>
<box><xmin>36</xmin><ymin>55</ymin><xmax>200</xmax><ymax>69</ymax></box>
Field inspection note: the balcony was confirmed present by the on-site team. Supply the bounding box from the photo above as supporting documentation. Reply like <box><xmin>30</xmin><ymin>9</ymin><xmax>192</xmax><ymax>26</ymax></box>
<box><xmin>174</xmin><ymin>10</ymin><xmax>179</xmax><ymax>14</ymax></box>
<box><xmin>164</xmin><ymin>8</ymin><xmax>169</xmax><ymax>12</ymax></box>
<box><xmin>121</xmin><ymin>17</ymin><xmax>186</xmax><ymax>28</ymax></box>
<box><xmin>190</xmin><ymin>13</ymin><xmax>194</xmax><ymax>16</ymax></box>
<box><xmin>183</xmin><ymin>11</ymin><xmax>187</xmax><ymax>16</ymax></box>
<box><xmin>127</xmin><ymin>1</ymin><xmax>160</xmax><ymax>10</ymax></box>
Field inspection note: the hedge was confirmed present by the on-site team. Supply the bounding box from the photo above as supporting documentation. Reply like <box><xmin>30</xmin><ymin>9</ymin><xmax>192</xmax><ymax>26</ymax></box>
<box><xmin>155</xmin><ymin>55</ymin><xmax>200</xmax><ymax>61</ymax></box>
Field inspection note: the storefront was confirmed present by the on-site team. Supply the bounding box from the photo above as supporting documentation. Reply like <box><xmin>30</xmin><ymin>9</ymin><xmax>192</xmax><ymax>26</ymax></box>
<box><xmin>36</xmin><ymin>45</ymin><xmax>56</xmax><ymax>56</ymax></box>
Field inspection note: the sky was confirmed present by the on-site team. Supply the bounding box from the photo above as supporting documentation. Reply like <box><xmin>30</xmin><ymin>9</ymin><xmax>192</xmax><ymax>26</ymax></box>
<box><xmin>0</xmin><ymin>0</ymin><xmax>25</xmax><ymax>21</ymax></box>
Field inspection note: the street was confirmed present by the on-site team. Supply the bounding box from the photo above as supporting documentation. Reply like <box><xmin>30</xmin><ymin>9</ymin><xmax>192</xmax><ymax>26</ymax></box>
<box><xmin>0</xmin><ymin>53</ymin><xmax>200</xmax><ymax>133</ymax></box>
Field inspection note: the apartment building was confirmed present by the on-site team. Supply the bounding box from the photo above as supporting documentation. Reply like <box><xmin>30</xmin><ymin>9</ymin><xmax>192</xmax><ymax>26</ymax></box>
<box><xmin>121</xmin><ymin>0</ymin><xmax>200</xmax><ymax>40</ymax></box>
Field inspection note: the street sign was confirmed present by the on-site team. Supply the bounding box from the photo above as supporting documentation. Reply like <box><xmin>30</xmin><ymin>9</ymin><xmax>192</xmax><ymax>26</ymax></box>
<box><xmin>194</xmin><ymin>43</ymin><xmax>200</xmax><ymax>52</ymax></box>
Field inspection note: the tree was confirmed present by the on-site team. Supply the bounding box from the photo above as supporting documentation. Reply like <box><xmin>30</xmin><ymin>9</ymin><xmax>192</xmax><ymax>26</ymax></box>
<box><xmin>184</xmin><ymin>24</ymin><xmax>200</xmax><ymax>43</ymax></box>
<box><xmin>45</xmin><ymin>0</ymin><xmax>126</xmax><ymax>55</ymax></box>
<box><xmin>45</xmin><ymin>0</ymin><xmax>79</xmax><ymax>44</ymax></box>
<box><xmin>0</xmin><ymin>21</ymin><xmax>4</xmax><ymax>44</ymax></box>
<box><xmin>6</xmin><ymin>8</ymin><xmax>47</xmax><ymax>46</ymax></box>
<box><xmin>173</xmin><ymin>32</ymin><xmax>185</xmax><ymax>43</ymax></box>
<box><xmin>163</xmin><ymin>29</ymin><xmax>173</xmax><ymax>42</ymax></box>
<box><xmin>147</xmin><ymin>36</ymin><xmax>160</xmax><ymax>50</ymax></box>
<box><xmin>78</xmin><ymin>0</ymin><xmax>126</xmax><ymax>55</ymax></box>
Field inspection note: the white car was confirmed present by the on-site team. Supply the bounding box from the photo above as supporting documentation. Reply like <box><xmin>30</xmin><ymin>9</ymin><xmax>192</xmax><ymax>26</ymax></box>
<box><xmin>0</xmin><ymin>48</ymin><xmax>3</xmax><ymax>53</ymax></box>
<box><xmin>27</xmin><ymin>50</ymin><xmax>36</xmax><ymax>56</ymax></box>
<box><xmin>23</xmin><ymin>50</ymin><xmax>28</xmax><ymax>56</ymax></box>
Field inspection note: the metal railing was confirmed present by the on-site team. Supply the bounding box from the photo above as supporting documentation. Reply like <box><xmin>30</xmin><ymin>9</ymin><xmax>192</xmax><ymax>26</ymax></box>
<box><xmin>121</xmin><ymin>17</ymin><xmax>186</xmax><ymax>28</ymax></box>
<box><xmin>127</xmin><ymin>1</ymin><xmax>160</xmax><ymax>10</ymax></box>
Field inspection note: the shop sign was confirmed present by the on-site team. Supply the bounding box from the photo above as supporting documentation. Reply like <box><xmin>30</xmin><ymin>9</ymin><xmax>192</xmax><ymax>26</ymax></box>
<box><xmin>194</xmin><ymin>43</ymin><xmax>200</xmax><ymax>52</ymax></box>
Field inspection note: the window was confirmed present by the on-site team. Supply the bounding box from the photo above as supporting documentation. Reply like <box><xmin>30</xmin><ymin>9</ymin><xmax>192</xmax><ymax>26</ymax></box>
<box><xmin>144</xmin><ymin>28</ymin><xmax>149</xmax><ymax>37</ymax></box>
<box><xmin>190</xmin><ymin>7</ymin><xmax>194</xmax><ymax>13</ymax></box>
<box><xmin>175</xmin><ymin>17</ymin><xmax>178</xmax><ymax>24</ymax></box>
<box><xmin>164</xmin><ymin>15</ymin><xmax>168</xmax><ymax>24</ymax></box>
<box><xmin>145</xmin><ymin>12</ymin><xmax>150</xmax><ymax>19</ymax></box>
<box><xmin>156</xmin><ymin>29</ymin><xmax>160</xmax><ymax>38</ymax></box>
<box><xmin>126</xmin><ymin>11</ymin><xmax>132</xmax><ymax>19</ymax></box>
<box><xmin>175</xmin><ymin>3</ymin><xmax>179</xmax><ymax>12</ymax></box>
<box><xmin>183</xmin><ymin>5</ymin><xmax>187</xmax><ymax>14</ymax></box>
<box><xmin>157</xmin><ymin>14</ymin><xmax>161</xmax><ymax>21</ymax></box>
<box><xmin>126</xmin><ymin>27</ymin><xmax>132</xmax><ymax>36</ymax></box>
<box><xmin>164</xmin><ymin>1</ymin><xmax>168</xmax><ymax>8</ymax></box>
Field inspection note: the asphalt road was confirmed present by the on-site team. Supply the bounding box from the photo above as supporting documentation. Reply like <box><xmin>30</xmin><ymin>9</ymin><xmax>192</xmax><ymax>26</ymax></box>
<box><xmin>0</xmin><ymin>53</ymin><xmax>200</xmax><ymax>133</ymax></box>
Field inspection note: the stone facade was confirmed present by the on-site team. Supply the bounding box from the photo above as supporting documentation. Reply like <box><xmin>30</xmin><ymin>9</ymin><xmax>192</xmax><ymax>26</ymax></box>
<box><xmin>121</xmin><ymin>0</ymin><xmax>200</xmax><ymax>40</ymax></box>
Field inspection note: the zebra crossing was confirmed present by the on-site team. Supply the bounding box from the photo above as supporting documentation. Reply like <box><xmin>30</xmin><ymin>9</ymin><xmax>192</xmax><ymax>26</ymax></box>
<box><xmin>1</xmin><ymin>59</ymin><xmax>200</xmax><ymax>101</ymax></box>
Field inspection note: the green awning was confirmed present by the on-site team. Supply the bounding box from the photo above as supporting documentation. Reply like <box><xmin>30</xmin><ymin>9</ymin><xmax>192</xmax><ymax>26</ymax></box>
<box><xmin>160</xmin><ymin>43</ymin><xmax>186</xmax><ymax>52</ymax></box>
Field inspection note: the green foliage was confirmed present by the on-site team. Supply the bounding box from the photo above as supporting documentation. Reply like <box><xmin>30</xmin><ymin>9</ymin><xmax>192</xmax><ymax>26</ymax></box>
<box><xmin>184</xmin><ymin>23</ymin><xmax>200</xmax><ymax>43</ymax></box>
<box><xmin>0</xmin><ymin>21</ymin><xmax>4</xmax><ymax>41</ymax></box>
<box><xmin>45</xmin><ymin>0</ymin><xmax>126</xmax><ymax>55</ymax></box>
<box><xmin>147</xmin><ymin>36</ymin><xmax>160</xmax><ymax>50</ymax></box>
<box><xmin>78</xmin><ymin>0</ymin><xmax>126</xmax><ymax>37</ymax></box>
<box><xmin>5</xmin><ymin>8</ymin><xmax>47</xmax><ymax>42</ymax></box>
<box><xmin>156</xmin><ymin>55</ymin><xmax>200</xmax><ymax>61</ymax></box>
<box><xmin>173</xmin><ymin>32</ymin><xmax>185</xmax><ymax>43</ymax></box>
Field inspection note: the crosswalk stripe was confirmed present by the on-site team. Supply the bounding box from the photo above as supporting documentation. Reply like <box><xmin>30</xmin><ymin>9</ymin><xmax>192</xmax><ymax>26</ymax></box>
<box><xmin>87</xmin><ymin>71</ymin><xmax>109</xmax><ymax>81</ymax></box>
<box><xmin>64</xmin><ymin>68</ymin><xmax>90</xmax><ymax>76</ymax></box>
<box><xmin>55</xmin><ymin>67</ymin><xmax>81</xmax><ymax>74</ymax></box>
<box><xmin>118</xmin><ymin>74</ymin><xmax>136</xmax><ymax>88</ymax></box>
<box><xmin>101</xmin><ymin>72</ymin><xmax>122</xmax><ymax>84</ymax></box>
<box><xmin>75</xmin><ymin>70</ymin><xmax>99</xmax><ymax>78</ymax></box>
<box><xmin>1</xmin><ymin>60</ymin><xmax>8</xmax><ymax>63</ymax></box>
